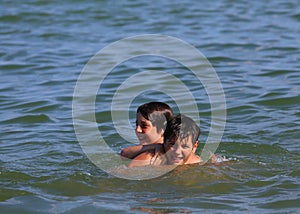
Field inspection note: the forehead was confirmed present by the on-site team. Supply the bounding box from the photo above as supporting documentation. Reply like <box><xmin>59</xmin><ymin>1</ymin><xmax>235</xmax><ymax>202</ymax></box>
<box><xmin>167</xmin><ymin>135</ymin><xmax>193</xmax><ymax>145</ymax></box>
<box><xmin>136</xmin><ymin>112</ymin><xmax>151</xmax><ymax>123</ymax></box>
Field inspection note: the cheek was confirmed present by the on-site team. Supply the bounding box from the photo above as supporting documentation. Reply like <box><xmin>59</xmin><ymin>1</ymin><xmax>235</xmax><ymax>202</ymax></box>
<box><xmin>149</xmin><ymin>127</ymin><xmax>160</xmax><ymax>137</ymax></box>
<box><xmin>182</xmin><ymin>148</ymin><xmax>192</xmax><ymax>156</ymax></box>
<box><xmin>142</xmin><ymin>127</ymin><xmax>152</xmax><ymax>134</ymax></box>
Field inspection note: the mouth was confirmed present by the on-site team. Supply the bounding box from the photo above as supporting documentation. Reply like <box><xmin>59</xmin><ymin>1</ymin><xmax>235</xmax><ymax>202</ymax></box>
<box><xmin>136</xmin><ymin>134</ymin><xmax>144</xmax><ymax>140</ymax></box>
<box><xmin>170</xmin><ymin>157</ymin><xmax>183</xmax><ymax>164</ymax></box>
<box><xmin>137</xmin><ymin>135</ymin><xmax>148</xmax><ymax>144</ymax></box>
<box><xmin>137</xmin><ymin>136</ymin><xmax>145</xmax><ymax>142</ymax></box>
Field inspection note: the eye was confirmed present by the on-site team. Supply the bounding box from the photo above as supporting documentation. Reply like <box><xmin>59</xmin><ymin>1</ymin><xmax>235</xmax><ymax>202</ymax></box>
<box><xmin>182</xmin><ymin>145</ymin><xmax>190</xmax><ymax>149</ymax></box>
<box><xmin>136</xmin><ymin>121</ymin><xmax>149</xmax><ymax>129</ymax></box>
<box><xmin>141</xmin><ymin>122</ymin><xmax>148</xmax><ymax>129</ymax></box>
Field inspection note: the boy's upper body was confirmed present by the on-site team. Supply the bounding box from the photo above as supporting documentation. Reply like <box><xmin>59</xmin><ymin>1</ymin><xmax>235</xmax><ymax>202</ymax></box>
<box><xmin>121</xmin><ymin>102</ymin><xmax>174</xmax><ymax>159</ymax></box>
<box><xmin>128</xmin><ymin>114</ymin><xmax>202</xmax><ymax>167</ymax></box>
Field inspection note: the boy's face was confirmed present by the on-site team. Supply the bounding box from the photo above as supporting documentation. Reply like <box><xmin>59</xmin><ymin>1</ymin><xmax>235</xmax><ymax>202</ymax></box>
<box><xmin>164</xmin><ymin>135</ymin><xmax>194</xmax><ymax>165</ymax></box>
<box><xmin>135</xmin><ymin>112</ymin><xmax>163</xmax><ymax>145</ymax></box>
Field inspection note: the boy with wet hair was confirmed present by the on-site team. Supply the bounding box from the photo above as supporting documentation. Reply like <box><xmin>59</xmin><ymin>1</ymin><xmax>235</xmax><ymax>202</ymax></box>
<box><xmin>162</xmin><ymin>114</ymin><xmax>201</xmax><ymax>165</ymax></box>
<box><xmin>128</xmin><ymin>114</ymin><xmax>201</xmax><ymax>167</ymax></box>
<box><xmin>121</xmin><ymin>102</ymin><xmax>174</xmax><ymax>159</ymax></box>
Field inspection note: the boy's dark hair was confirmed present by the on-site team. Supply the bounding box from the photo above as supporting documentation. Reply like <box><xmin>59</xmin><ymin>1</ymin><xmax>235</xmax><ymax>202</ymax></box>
<box><xmin>137</xmin><ymin>102</ymin><xmax>174</xmax><ymax>132</ymax></box>
<box><xmin>164</xmin><ymin>114</ymin><xmax>200</xmax><ymax>145</ymax></box>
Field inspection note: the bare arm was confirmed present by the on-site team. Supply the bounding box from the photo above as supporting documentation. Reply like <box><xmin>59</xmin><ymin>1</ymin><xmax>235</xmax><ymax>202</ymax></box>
<box><xmin>127</xmin><ymin>151</ymin><xmax>154</xmax><ymax>168</ymax></box>
<box><xmin>120</xmin><ymin>143</ymin><xmax>162</xmax><ymax>159</ymax></box>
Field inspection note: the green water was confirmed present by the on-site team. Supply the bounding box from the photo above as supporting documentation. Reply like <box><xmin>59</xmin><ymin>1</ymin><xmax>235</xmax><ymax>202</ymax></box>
<box><xmin>1</xmin><ymin>0</ymin><xmax>300</xmax><ymax>213</ymax></box>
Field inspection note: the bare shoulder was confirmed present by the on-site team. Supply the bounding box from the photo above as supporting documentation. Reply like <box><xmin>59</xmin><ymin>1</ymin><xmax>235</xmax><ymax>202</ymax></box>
<box><xmin>185</xmin><ymin>154</ymin><xmax>202</xmax><ymax>165</ymax></box>
<box><xmin>127</xmin><ymin>151</ymin><xmax>154</xmax><ymax>168</ymax></box>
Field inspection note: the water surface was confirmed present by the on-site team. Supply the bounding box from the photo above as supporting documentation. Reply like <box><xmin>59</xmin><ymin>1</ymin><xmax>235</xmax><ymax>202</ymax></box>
<box><xmin>1</xmin><ymin>0</ymin><xmax>300</xmax><ymax>213</ymax></box>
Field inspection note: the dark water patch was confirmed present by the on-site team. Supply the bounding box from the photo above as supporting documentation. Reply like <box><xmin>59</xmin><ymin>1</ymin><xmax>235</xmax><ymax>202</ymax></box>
<box><xmin>39</xmin><ymin>32</ymin><xmax>72</xmax><ymax>39</ymax></box>
<box><xmin>25</xmin><ymin>104</ymin><xmax>60</xmax><ymax>113</ymax></box>
<box><xmin>0</xmin><ymin>63</ymin><xmax>36</xmax><ymax>71</ymax></box>
<box><xmin>0</xmin><ymin>188</ymin><xmax>32</xmax><ymax>202</ymax></box>
<box><xmin>291</xmin><ymin>13</ymin><xmax>300</xmax><ymax>21</ymax></box>
<box><xmin>0</xmin><ymin>28</ymin><xmax>31</xmax><ymax>35</ymax></box>
<box><xmin>226</xmin><ymin>105</ymin><xmax>258</xmax><ymax>116</ymax></box>
<box><xmin>1</xmin><ymin>171</ymin><xmax>34</xmax><ymax>183</ymax></box>
<box><xmin>254</xmin><ymin>96</ymin><xmax>300</xmax><ymax>108</ymax></box>
<box><xmin>2</xmin><ymin>100</ymin><xmax>49</xmax><ymax>111</ymax></box>
<box><xmin>209</xmin><ymin>42</ymin><xmax>259</xmax><ymax>49</ymax></box>
<box><xmin>258</xmin><ymin>198</ymin><xmax>300</xmax><ymax>209</ymax></box>
<box><xmin>131</xmin><ymin>206</ymin><xmax>195</xmax><ymax>214</ymax></box>
<box><xmin>254</xmin><ymin>69</ymin><xmax>299</xmax><ymax>77</ymax></box>
<box><xmin>60</xmin><ymin>156</ymin><xmax>92</xmax><ymax>168</ymax></box>
<box><xmin>95</xmin><ymin>111</ymin><xmax>113</xmax><ymax>123</ymax></box>
<box><xmin>207</xmin><ymin>56</ymin><xmax>242</xmax><ymax>63</ymax></box>
<box><xmin>0</xmin><ymin>84</ymin><xmax>15</xmax><ymax>93</ymax></box>
<box><xmin>133</xmin><ymin>198</ymin><xmax>244</xmax><ymax>213</ymax></box>
<box><xmin>92</xmin><ymin>14</ymin><xmax>111</xmax><ymax>21</ymax></box>
<box><xmin>55</xmin><ymin>95</ymin><xmax>73</xmax><ymax>102</ymax></box>
<box><xmin>289</xmin><ymin>169</ymin><xmax>300</xmax><ymax>177</ymax></box>
<box><xmin>37</xmin><ymin>78</ymin><xmax>76</xmax><ymax>88</ymax></box>
<box><xmin>276</xmin><ymin>180</ymin><xmax>300</xmax><ymax>190</ymax></box>
<box><xmin>248</xmin><ymin>187</ymin><xmax>282</xmax><ymax>199</ymax></box>
<box><xmin>226</xmin><ymin>14</ymin><xmax>252</xmax><ymax>23</ymax></box>
<box><xmin>245</xmin><ymin>179</ymin><xmax>277</xmax><ymax>189</ymax></box>
<box><xmin>0</xmin><ymin>14</ymin><xmax>22</xmax><ymax>23</ymax></box>
<box><xmin>2</xmin><ymin>114</ymin><xmax>53</xmax><ymax>124</ymax></box>
<box><xmin>0</xmin><ymin>12</ymin><xmax>52</xmax><ymax>23</ymax></box>
<box><xmin>258</xmin><ymin>91</ymin><xmax>287</xmax><ymax>99</ymax></box>
<box><xmin>262</xmin><ymin>46</ymin><xmax>299</xmax><ymax>52</ymax></box>
<box><xmin>33</xmin><ymin>178</ymin><xmax>100</xmax><ymax>197</ymax></box>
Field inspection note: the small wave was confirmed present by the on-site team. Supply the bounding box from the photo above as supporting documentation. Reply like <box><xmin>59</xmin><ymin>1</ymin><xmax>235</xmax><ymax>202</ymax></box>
<box><xmin>253</xmin><ymin>69</ymin><xmax>299</xmax><ymax>77</ymax></box>
<box><xmin>2</xmin><ymin>100</ymin><xmax>49</xmax><ymax>110</ymax></box>
<box><xmin>2</xmin><ymin>114</ymin><xmax>53</xmax><ymax>124</ymax></box>
<box><xmin>291</xmin><ymin>13</ymin><xmax>300</xmax><ymax>21</ymax></box>
<box><xmin>254</xmin><ymin>96</ymin><xmax>299</xmax><ymax>107</ymax></box>
<box><xmin>0</xmin><ymin>14</ymin><xmax>22</xmax><ymax>23</ymax></box>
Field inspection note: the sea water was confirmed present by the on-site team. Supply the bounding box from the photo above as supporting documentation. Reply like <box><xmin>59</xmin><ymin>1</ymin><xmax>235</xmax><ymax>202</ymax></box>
<box><xmin>1</xmin><ymin>0</ymin><xmax>299</xmax><ymax>213</ymax></box>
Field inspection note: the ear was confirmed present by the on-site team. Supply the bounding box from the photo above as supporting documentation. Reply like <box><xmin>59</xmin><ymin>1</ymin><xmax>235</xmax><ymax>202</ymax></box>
<box><xmin>159</xmin><ymin>128</ymin><xmax>164</xmax><ymax>137</ymax></box>
<box><xmin>192</xmin><ymin>140</ymin><xmax>199</xmax><ymax>153</ymax></box>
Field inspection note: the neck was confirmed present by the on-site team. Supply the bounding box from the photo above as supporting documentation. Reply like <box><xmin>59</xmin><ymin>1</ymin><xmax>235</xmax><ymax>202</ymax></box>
<box><xmin>155</xmin><ymin>136</ymin><xmax>164</xmax><ymax>144</ymax></box>
<box><xmin>185</xmin><ymin>154</ymin><xmax>202</xmax><ymax>164</ymax></box>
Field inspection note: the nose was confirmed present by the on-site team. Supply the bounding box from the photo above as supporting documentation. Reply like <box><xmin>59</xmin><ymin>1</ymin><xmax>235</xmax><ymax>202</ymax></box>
<box><xmin>174</xmin><ymin>145</ymin><xmax>181</xmax><ymax>156</ymax></box>
<box><xmin>136</xmin><ymin>125</ymin><xmax>142</xmax><ymax>133</ymax></box>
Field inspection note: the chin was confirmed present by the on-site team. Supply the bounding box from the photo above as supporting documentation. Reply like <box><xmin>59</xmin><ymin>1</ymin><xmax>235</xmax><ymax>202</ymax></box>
<box><xmin>138</xmin><ymin>139</ymin><xmax>147</xmax><ymax>144</ymax></box>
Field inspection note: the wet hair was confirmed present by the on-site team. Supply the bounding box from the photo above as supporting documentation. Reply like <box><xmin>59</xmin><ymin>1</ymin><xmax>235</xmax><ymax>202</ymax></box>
<box><xmin>164</xmin><ymin>114</ymin><xmax>200</xmax><ymax>145</ymax></box>
<box><xmin>137</xmin><ymin>102</ymin><xmax>174</xmax><ymax>132</ymax></box>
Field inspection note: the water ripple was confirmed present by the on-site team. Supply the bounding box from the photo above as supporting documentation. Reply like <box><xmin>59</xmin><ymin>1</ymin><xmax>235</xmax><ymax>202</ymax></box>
<box><xmin>1</xmin><ymin>0</ymin><xmax>300</xmax><ymax>212</ymax></box>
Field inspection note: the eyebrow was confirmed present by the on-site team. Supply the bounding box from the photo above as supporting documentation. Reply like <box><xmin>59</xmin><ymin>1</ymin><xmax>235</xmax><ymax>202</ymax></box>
<box><xmin>137</xmin><ymin>120</ymin><xmax>150</xmax><ymax>126</ymax></box>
